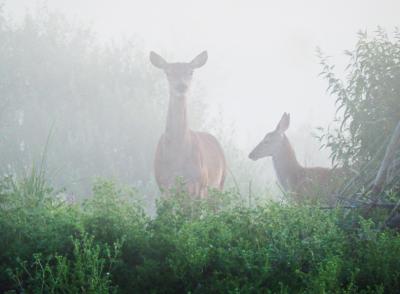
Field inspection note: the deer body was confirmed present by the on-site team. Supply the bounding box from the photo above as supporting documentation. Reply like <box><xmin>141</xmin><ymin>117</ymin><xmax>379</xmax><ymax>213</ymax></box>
<box><xmin>151</xmin><ymin>51</ymin><xmax>226</xmax><ymax>197</ymax></box>
<box><xmin>249</xmin><ymin>113</ymin><xmax>344</xmax><ymax>204</ymax></box>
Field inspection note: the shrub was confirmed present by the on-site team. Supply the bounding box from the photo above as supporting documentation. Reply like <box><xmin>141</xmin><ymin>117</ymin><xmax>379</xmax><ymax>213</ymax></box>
<box><xmin>1</xmin><ymin>173</ymin><xmax>400</xmax><ymax>293</ymax></box>
<box><xmin>318</xmin><ymin>28</ymin><xmax>400</xmax><ymax>167</ymax></box>
<box><xmin>8</xmin><ymin>234</ymin><xmax>121</xmax><ymax>293</ymax></box>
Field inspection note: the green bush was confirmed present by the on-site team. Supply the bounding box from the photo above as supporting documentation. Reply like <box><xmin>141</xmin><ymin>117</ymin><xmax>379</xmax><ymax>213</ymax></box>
<box><xmin>8</xmin><ymin>234</ymin><xmax>121</xmax><ymax>293</ymax></box>
<box><xmin>318</xmin><ymin>28</ymin><xmax>400</xmax><ymax>167</ymax></box>
<box><xmin>0</xmin><ymin>170</ymin><xmax>81</xmax><ymax>290</ymax></box>
<box><xmin>1</xmin><ymin>173</ymin><xmax>400</xmax><ymax>293</ymax></box>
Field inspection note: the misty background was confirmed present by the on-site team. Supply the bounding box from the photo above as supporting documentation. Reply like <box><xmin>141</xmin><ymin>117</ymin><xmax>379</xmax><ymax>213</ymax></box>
<box><xmin>0</xmin><ymin>0</ymin><xmax>399</xmax><ymax>202</ymax></box>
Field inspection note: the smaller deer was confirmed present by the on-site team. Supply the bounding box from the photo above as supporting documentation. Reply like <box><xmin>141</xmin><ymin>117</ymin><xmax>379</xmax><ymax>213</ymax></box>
<box><xmin>249</xmin><ymin>113</ymin><xmax>345</xmax><ymax>204</ymax></box>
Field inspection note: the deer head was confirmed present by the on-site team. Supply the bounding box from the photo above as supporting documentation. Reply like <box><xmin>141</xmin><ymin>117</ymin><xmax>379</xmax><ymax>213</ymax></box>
<box><xmin>249</xmin><ymin>113</ymin><xmax>290</xmax><ymax>160</ymax></box>
<box><xmin>149</xmin><ymin>51</ymin><xmax>208</xmax><ymax>96</ymax></box>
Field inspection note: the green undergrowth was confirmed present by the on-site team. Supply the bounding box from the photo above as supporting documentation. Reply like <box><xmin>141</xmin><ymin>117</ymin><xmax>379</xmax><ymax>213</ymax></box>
<box><xmin>0</xmin><ymin>172</ymin><xmax>399</xmax><ymax>293</ymax></box>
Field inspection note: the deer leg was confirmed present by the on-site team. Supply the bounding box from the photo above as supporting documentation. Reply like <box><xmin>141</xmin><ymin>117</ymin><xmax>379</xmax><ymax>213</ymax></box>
<box><xmin>186</xmin><ymin>181</ymin><xmax>202</xmax><ymax>198</ymax></box>
<box><xmin>199</xmin><ymin>186</ymin><xmax>208</xmax><ymax>199</ymax></box>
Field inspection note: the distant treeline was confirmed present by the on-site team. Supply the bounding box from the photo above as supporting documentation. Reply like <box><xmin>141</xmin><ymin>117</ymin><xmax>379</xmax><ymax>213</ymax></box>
<box><xmin>0</xmin><ymin>8</ymin><xmax>186</xmax><ymax>196</ymax></box>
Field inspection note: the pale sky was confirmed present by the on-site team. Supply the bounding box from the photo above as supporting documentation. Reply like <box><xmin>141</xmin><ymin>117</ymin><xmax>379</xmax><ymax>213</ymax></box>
<box><xmin>4</xmin><ymin>0</ymin><xmax>400</xmax><ymax>154</ymax></box>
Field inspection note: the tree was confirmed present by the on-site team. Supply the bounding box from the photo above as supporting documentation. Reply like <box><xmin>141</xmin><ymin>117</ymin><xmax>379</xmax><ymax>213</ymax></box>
<box><xmin>318</xmin><ymin>28</ymin><xmax>400</xmax><ymax>168</ymax></box>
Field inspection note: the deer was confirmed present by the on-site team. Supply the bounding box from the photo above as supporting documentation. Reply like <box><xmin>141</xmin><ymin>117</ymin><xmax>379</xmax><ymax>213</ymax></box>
<box><xmin>249</xmin><ymin>113</ymin><xmax>346</xmax><ymax>204</ymax></box>
<box><xmin>150</xmin><ymin>51</ymin><xmax>226</xmax><ymax>198</ymax></box>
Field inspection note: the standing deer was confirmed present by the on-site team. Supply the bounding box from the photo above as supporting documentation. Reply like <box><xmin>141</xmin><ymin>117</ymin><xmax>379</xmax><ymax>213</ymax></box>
<box><xmin>150</xmin><ymin>51</ymin><xmax>226</xmax><ymax>198</ymax></box>
<box><xmin>249</xmin><ymin>113</ymin><xmax>345</xmax><ymax>204</ymax></box>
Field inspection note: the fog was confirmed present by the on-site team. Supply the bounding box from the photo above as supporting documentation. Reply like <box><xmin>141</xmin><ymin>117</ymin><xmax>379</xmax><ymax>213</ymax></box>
<box><xmin>1</xmin><ymin>0</ymin><xmax>399</xmax><ymax>200</ymax></box>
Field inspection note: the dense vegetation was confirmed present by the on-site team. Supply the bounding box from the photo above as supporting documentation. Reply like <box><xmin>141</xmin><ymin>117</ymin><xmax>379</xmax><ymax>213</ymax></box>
<box><xmin>0</xmin><ymin>172</ymin><xmax>399</xmax><ymax>293</ymax></box>
<box><xmin>318</xmin><ymin>28</ymin><xmax>400</xmax><ymax>168</ymax></box>
<box><xmin>317</xmin><ymin>29</ymin><xmax>400</xmax><ymax>210</ymax></box>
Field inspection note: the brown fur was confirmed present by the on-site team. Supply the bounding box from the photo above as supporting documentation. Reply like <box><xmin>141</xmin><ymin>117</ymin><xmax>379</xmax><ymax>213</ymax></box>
<box><xmin>249</xmin><ymin>113</ymin><xmax>346</xmax><ymax>204</ymax></box>
<box><xmin>154</xmin><ymin>131</ymin><xmax>226</xmax><ymax>198</ymax></box>
<box><xmin>151</xmin><ymin>51</ymin><xmax>226</xmax><ymax>198</ymax></box>
<box><xmin>274</xmin><ymin>136</ymin><xmax>345</xmax><ymax>203</ymax></box>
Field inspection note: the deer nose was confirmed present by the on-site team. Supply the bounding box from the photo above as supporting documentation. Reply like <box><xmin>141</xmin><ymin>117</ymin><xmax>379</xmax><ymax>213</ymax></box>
<box><xmin>249</xmin><ymin>149</ymin><xmax>260</xmax><ymax>161</ymax></box>
<box><xmin>175</xmin><ymin>83</ymin><xmax>187</xmax><ymax>93</ymax></box>
<box><xmin>248</xmin><ymin>152</ymin><xmax>255</xmax><ymax>160</ymax></box>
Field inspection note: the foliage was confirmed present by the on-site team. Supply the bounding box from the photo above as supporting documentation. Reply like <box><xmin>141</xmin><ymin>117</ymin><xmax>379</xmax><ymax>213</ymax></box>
<box><xmin>1</xmin><ymin>172</ymin><xmax>400</xmax><ymax>293</ymax></box>
<box><xmin>8</xmin><ymin>234</ymin><xmax>121</xmax><ymax>294</ymax></box>
<box><xmin>318</xmin><ymin>28</ymin><xmax>400</xmax><ymax>167</ymax></box>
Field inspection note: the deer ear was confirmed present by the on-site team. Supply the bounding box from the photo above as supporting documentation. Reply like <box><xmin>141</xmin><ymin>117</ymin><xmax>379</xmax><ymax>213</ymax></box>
<box><xmin>190</xmin><ymin>51</ymin><xmax>208</xmax><ymax>68</ymax></box>
<box><xmin>276</xmin><ymin>112</ymin><xmax>290</xmax><ymax>133</ymax></box>
<box><xmin>150</xmin><ymin>51</ymin><xmax>168</xmax><ymax>69</ymax></box>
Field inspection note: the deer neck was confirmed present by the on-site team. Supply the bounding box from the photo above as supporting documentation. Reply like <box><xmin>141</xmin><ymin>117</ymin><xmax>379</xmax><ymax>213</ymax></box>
<box><xmin>165</xmin><ymin>90</ymin><xmax>190</xmax><ymax>145</ymax></box>
<box><xmin>272</xmin><ymin>135</ymin><xmax>302</xmax><ymax>190</ymax></box>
